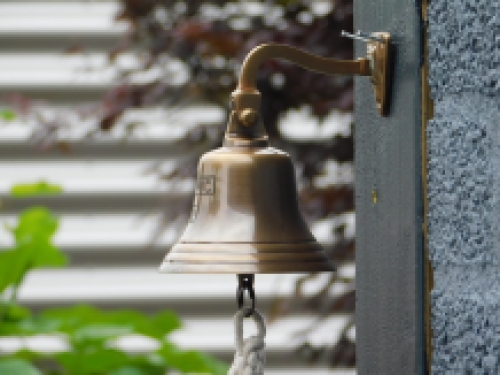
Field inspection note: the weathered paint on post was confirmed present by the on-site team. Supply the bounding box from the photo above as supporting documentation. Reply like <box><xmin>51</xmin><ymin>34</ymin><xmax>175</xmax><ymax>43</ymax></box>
<box><xmin>354</xmin><ymin>0</ymin><xmax>426</xmax><ymax>373</ymax></box>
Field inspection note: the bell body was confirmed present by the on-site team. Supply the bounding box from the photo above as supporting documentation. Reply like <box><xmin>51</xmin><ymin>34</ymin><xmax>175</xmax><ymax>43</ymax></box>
<box><xmin>160</xmin><ymin>144</ymin><xmax>335</xmax><ymax>273</ymax></box>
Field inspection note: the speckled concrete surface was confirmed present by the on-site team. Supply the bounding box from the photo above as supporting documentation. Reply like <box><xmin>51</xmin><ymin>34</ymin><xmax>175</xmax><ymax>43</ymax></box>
<box><xmin>427</xmin><ymin>0</ymin><xmax>500</xmax><ymax>373</ymax></box>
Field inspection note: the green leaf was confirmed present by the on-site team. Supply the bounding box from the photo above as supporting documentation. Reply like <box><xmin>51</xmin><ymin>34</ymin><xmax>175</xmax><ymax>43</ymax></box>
<box><xmin>143</xmin><ymin>352</ymin><xmax>166</xmax><ymax>367</ymax></box>
<box><xmin>106</xmin><ymin>353</ymin><xmax>172</xmax><ymax>375</ymax></box>
<box><xmin>109</xmin><ymin>366</ymin><xmax>148</xmax><ymax>375</ymax></box>
<box><xmin>0</xmin><ymin>109</ymin><xmax>16</xmax><ymax>121</ymax></box>
<box><xmin>15</xmin><ymin>315</ymin><xmax>64</xmax><ymax>335</ymax></box>
<box><xmin>0</xmin><ymin>250</ymin><xmax>26</xmax><ymax>293</ymax></box>
<box><xmin>0</xmin><ymin>302</ymin><xmax>32</xmax><ymax>335</ymax></box>
<box><xmin>32</xmin><ymin>305</ymin><xmax>188</xmax><ymax>374</ymax></box>
<box><xmin>57</xmin><ymin>348</ymin><xmax>130</xmax><ymax>375</ymax></box>
<box><xmin>97</xmin><ymin>309</ymin><xmax>181</xmax><ymax>339</ymax></box>
<box><xmin>72</xmin><ymin>323</ymin><xmax>134</xmax><ymax>344</ymax></box>
<box><xmin>150</xmin><ymin>311</ymin><xmax>182</xmax><ymax>337</ymax></box>
<box><xmin>39</xmin><ymin>305</ymin><xmax>105</xmax><ymax>338</ymax></box>
<box><xmin>0</xmin><ymin>359</ymin><xmax>42</xmax><ymax>375</ymax></box>
<box><xmin>137</xmin><ymin>310</ymin><xmax>182</xmax><ymax>340</ymax></box>
<box><xmin>101</xmin><ymin>310</ymin><xmax>151</xmax><ymax>330</ymax></box>
<box><xmin>0</xmin><ymin>207</ymin><xmax>67</xmax><ymax>292</ymax></box>
<box><xmin>0</xmin><ymin>302</ymin><xmax>31</xmax><ymax>322</ymax></box>
<box><xmin>0</xmin><ymin>246</ymin><xmax>54</xmax><ymax>293</ymax></box>
<box><xmin>41</xmin><ymin>304</ymin><xmax>102</xmax><ymax>324</ymax></box>
<box><xmin>40</xmin><ymin>305</ymin><xmax>182</xmax><ymax>341</ymax></box>
<box><xmin>32</xmin><ymin>242</ymin><xmax>67</xmax><ymax>268</ymax></box>
<box><xmin>157</xmin><ymin>343</ymin><xmax>229</xmax><ymax>375</ymax></box>
<box><xmin>2</xmin><ymin>306</ymin><xmax>75</xmax><ymax>336</ymax></box>
<box><xmin>10</xmin><ymin>181</ymin><xmax>62</xmax><ymax>197</ymax></box>
<box><xmin>7</xmin><ymin>349</ymin><xmax>44</xmax><ymax>362</ymax></box>
<box><xmin>14</xmin><ymin>207</ymin><xmax>59</xmax><ymax>242</ymax></box>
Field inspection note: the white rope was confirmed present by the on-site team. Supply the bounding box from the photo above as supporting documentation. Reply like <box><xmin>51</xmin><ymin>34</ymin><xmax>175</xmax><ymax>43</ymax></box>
<box><xmin>228</xmin><ymin>307</ymin><xmax>266</xmax><ymax>375</ymax></box>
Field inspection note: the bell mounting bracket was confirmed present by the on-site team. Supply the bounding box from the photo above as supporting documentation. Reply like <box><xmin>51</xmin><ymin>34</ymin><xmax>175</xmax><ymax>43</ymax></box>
<box><xmin>342</xmin><ymin>30</ymin><xmax>392</xmax><ymax>116</ymax></box>
<box><xmin>229</xmin><ymin>30</ymin><xmax>392</xmax><ymax>138</ymax></box>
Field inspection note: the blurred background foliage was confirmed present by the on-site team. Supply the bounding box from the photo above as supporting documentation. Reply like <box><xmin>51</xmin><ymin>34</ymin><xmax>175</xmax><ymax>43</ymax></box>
<box><xmin>5</xmin><ymin>0</ymin><xmax>356</xmax><ymax>370</ymax></box>
<box><xmin>0</xmin><ymin>183</ymin><xmax>228</xmax><ymax>375</ymax></box>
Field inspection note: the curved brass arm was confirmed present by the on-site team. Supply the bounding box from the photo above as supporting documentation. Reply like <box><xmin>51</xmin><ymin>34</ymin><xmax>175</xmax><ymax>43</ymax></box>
<box><xmin>238</xmin><ymin>43</ymin><xmax>371</xmax><ymax>91</ymax></box>
<box><xmin>225</xmin><ymin>35</ymin><xmax>391</xmax><ymax>144</ymax></box>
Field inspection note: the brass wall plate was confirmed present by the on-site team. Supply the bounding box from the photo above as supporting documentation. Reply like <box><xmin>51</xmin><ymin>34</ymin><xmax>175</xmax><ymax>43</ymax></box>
<box><xmin>367</xmin><ymin>32</ymin><xmax>391</xmax><ymax>116</ymax></box>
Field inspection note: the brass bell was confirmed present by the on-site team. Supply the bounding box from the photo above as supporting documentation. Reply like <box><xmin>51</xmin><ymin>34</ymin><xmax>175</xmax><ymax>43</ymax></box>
<box><xmin>160</xmin><ymin>38</ymin><xmax>391</xmax><ymax>274</ymax></box>
<box><xmin>159</xmin><ymin>126</ymin><xmax>335</xmax><ymax>273</ymax></box>
<box><xmin>160</xmin><ymin>89</ymin><xmax>335</xmax><ymax>274</ymax></box>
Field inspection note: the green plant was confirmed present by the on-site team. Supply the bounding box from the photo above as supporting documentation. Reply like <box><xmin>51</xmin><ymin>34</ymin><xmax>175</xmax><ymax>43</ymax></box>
<box><xmin>0</xmin><ymin>108</ymin><xmax>16</xmax><ymax>122</ymax></box>
<box><xmin>0</xmin><ymin>182</ymin><xmax>228</xmax><ymax>375</ymax></box>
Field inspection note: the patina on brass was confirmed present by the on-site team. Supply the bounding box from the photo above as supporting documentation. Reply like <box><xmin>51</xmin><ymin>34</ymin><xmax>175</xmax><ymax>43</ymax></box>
<box><xmin>160</xmin><ymin>40</ymin><xmax>390</xmax><ymax>273</ymax></box>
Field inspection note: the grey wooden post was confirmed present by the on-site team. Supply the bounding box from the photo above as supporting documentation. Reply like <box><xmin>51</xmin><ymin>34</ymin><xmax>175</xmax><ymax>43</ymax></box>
<box><xmin>354</xmin><ymin>0</ymin><xmax>426</xmax><ymax>373</ymax></box>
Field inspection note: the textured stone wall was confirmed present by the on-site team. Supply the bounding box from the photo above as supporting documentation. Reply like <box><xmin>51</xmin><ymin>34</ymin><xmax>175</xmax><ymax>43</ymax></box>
<box><xmin>427</xmin><ymin>0</ymin><xmax>500</xmax><ymax>373</ymax></box>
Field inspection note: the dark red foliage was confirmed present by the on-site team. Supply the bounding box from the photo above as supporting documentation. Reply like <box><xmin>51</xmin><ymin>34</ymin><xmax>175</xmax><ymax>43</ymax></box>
<box><xmin>300</xmin><ymin>186</ymin><xmax>354</xmax><ymax>219</ymax></box>
<box><xmin>115</xmin><ymin>0</ymin><xmax>157</xmax><ymax>22</ymax></box>
<box><xmin>102</xmin><ymin>0</ymin><xmax>355</xmax><ymax>135</ymax></box>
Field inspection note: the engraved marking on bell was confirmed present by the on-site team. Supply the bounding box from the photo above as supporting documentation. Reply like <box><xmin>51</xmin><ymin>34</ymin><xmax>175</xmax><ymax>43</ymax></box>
<box><xmin>196</xmin><ymin>175</ymin><xmax>216</xmax><ymax>196</ymax></box>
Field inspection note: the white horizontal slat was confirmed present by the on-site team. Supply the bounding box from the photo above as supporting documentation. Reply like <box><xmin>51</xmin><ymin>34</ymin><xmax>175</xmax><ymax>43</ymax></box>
<box><xmin>0</xmin><ymin>159</ymin><xmax>191</xmax><ymax>193</ymax></box>
<box><xmin>0</xmin><ymin>106</ymin><xmax>224</xmax><ymax>140</ymax></box>
<box><xmin>0</xmin><ymin>214</ymin><xmax>178</xmax><ymax>247</ymax></box>
<box><xmin>0</xmin><ymin>53</ymin><xmax>189</xmax><ymax>88</ymax></box>
<box><xmin>0</xmin><ymin>192</ymin><xmax>192</xmax><ymax>215</ymax></box>
<box><xmin>0</xmin><ymin>316</ymin><xmax>351</xmax><ymax>352</ymax></box>
<box><xmin>0</xmin><ymin>160</ymin><xmax>172</xmax><ymax>184</ymax></box>
<box><xmin>14</xmin><ymin>266</ymin><xmax>354</xmax><ymax>318</ymax></box>
<box><xmin>0</xmin><ymin>71</ymin><xmax>114</xmax><ymax>88</ymax></box>
<box><xmin>0</xmin><ymin>213</ymin><xmax>354</xmax><ymax>248</ymax></box>
<box><xmin>0</xmin><ymin>139</ymin><xmax>209</xmax><ymax>161</ymax></box>
<box><xmin>279</xmin><ymin>107</ymin><xmax>353</xmax><ymax>141</ymax></box>
<box><xmin>0</xmin><ymin>2</ymin><xmax>122</xmax><ymax>33</ymax></box>
<box><xmin>0</xmin><ymin>53</ymin><xmax>137</xmax><ymax>71</ymax></box>
<box><xmin>172</xmin><ymin>316</ymin><xmax>352</xmax><ymax>350</ymax></box>
<box><xmin>0</xmin><ymin>180</ymin><xmax>192</xmax><ymax>194</ymax></box>
<box><xmin>17</xmin><ymin>268</ymin><xmax>354</xmax><ymax>302</ymax></box>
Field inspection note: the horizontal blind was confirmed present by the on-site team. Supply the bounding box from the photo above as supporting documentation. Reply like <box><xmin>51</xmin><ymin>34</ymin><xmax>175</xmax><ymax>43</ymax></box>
<box><xmin>0</xmin><ymin>1</ymin><xmax>355</xmax><ymax>374</ymax></box>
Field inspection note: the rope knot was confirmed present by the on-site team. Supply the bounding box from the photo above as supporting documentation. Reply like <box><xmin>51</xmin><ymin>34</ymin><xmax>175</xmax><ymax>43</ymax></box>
<box><xmin>228</xmin><ymin>307</ymin><xmax>266</xmax><ymax>375</ymax></box>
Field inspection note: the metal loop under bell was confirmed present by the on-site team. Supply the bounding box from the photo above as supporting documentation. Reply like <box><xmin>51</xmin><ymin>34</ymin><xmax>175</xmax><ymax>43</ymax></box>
<box><xmin>237</xmin><ymin>274</ymin><xmax>255</xmax><ymax>317</ymax></box>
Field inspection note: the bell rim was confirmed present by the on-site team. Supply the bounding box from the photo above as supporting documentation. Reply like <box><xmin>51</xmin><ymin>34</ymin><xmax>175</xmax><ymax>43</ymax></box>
<box><xmin>168</xmin><ymin>241</ymin><xmax>325</xmax><ymax>252</ymax></box>
<box><xmin>158</xmin><ymin>261</ymin><xmax>336</xmax><ymax>274</ymax></box>
<box><xmin>159</xmin><ymin>241</ymin><xmax>336</xmax><ymax>274</ymax></box>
